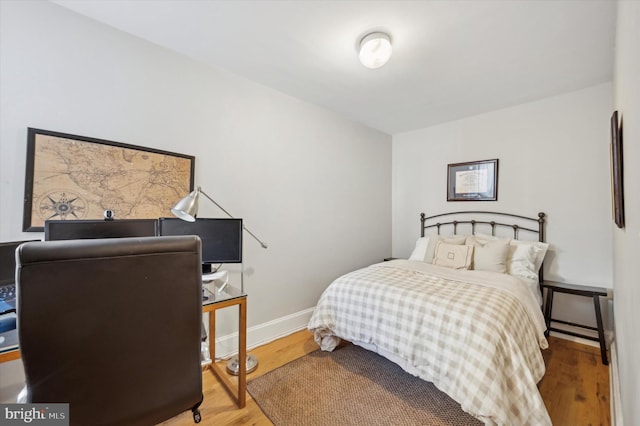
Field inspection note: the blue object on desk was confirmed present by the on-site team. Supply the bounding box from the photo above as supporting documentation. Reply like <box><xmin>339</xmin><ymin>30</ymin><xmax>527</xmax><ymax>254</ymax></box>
<box><xmin>0</xmin><ymin>316</ymin><xmax>16</xmax><ymax>333</ymax></box>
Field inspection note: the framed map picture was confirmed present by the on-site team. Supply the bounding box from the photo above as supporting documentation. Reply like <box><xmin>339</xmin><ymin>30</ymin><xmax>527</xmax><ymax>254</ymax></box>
<box><xmin>23</xmin><ymin>128</ymin><xmax>195</xmax><ymax>232</ymax></box>
<box><xmin>447</xmin><ymin>159</ymin><xmax>498</xmax><ymax>201</ymax></box>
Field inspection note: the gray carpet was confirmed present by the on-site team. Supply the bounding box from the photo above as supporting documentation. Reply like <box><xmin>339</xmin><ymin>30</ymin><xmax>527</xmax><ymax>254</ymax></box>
<box><xmin>247</xmin><ymin>344</ymin><xmax>483</xmax><ymax>426</ymax></box>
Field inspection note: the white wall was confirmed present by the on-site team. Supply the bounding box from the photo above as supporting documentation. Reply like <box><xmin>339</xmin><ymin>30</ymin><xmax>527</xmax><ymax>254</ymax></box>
<box><xmin>0</xmin><ymin>1</ymin><xmax>391</xmax><ymax>400</ymax></box>
<box><xmin>392</xmin><ymin>83</ymin><xmax>613</xmax><ymax>329</ymax></box>
<box><xmin>612</xmin><ymin>1</ymin><xmax>640</xmax><ymax>424</ymax></box>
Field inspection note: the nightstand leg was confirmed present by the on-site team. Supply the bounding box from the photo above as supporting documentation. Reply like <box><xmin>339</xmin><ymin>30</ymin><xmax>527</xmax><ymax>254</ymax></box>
<box><xmin>593</xmin><ymin>295</ymin><xmax>608</xmax><ymax>365</ymax></box>
<box><xmin>544</xmin><ymin>289</ymin><xmax>554</xmax><ymax>338</ymax></box>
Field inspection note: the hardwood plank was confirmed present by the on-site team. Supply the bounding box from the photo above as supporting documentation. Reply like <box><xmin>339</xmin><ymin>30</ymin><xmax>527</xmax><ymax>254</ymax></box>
<box><xmin>160</xmin><ymin>330</ymin><xmax>317</xmax><ymax>426</ymax></box>
<box><xmin>539</xmin><ymin>336</ymin><xmax>610</xmax><ymax>426</ymax></box>
<box><xmin>161</xmin><ymin>331</ymin><xmax>610</xmax><ymax>426</ymax></box>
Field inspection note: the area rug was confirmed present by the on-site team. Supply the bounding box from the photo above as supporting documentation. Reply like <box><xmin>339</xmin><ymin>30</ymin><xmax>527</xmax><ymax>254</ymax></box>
<box><xmin>246</xmin><ymin>344</ymin><xmax>482</xmax><ymax>426</ymax></box>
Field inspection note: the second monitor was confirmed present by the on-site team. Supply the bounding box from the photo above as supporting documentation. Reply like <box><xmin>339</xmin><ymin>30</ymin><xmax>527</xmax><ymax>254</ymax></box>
<box><xmin>45</xmin><ymin>219</ymin><xmax>158</xmax><ymax>241</ymax></box>
<box><xmin>158</xmin><ymin>218</ymin><xmax>243</xmax><ymax>273</ymax></box>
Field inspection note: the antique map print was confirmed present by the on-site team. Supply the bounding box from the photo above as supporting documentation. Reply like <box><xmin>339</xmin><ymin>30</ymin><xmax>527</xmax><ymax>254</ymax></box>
<box><xmin>29</xmin><ymin>133</ymin><xmax>193</xmax><ymax>228</ymax></box>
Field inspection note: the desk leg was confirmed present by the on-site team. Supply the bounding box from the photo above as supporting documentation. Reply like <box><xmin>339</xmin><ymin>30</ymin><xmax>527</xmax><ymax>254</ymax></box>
<box><xmin>238</xmin><ymin>298</ymin><xmax>247</xmax><ymax>408</ymax></box>
<box><xmin>204</xmin><ymin>298</ymin><xmax>247</xmax><ymax>409</ymax></box>
<box><xmin>593</xmin><ymin>295</ymin><xmax>608</xmax><ymax>365</ymax></box>
<box><xmin>209</xmin><ymin>310</ymin><xmax>216</xmax><ymax>367</ymax></box>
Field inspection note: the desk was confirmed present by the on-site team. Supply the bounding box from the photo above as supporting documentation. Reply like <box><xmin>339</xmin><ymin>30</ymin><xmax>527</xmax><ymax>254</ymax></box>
<box><xmin>0</xmin><ymin>330</ymin><xmax>19</xmax><ymax>363</ymax></box>
<box><xmin>0</xmin><ymin>283</ymin><xmax>249</xmax><ymax>409</ymax></box>
<box><xmin>201</xmin><ymin>283</ymin><xmax>247</xmax><ymax>408</ymax></box>
<box><xmin>0</xmin><ymin>314</ymin><xmax>19</xmax><ymax>363</ymax></box>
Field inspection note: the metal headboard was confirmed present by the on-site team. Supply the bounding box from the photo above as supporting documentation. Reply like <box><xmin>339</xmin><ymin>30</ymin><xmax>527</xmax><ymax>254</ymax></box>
<box><xmin>420</xmin><ymin>211</ymin><xmax>546</xmax><ymax>281</ymax></box>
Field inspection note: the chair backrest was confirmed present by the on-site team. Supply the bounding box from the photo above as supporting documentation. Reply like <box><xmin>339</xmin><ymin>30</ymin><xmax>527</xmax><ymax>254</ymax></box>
<box><xmin>17</xmin><ymin>236</ymin><xmax>203</xmax><ymax>426</ymax></box>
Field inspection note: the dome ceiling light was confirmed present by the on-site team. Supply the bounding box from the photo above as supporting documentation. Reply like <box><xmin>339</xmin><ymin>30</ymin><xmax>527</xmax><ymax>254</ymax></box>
<box><xmin>358</xmin><ymin>32</ymin><xmax>392</xmax><ymax>69</ymax></box>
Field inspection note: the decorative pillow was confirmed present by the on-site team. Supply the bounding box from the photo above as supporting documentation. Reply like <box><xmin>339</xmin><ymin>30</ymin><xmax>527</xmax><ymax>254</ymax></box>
<box><xmin>424</xmin><ymin>235</ymin><xmax>467</xmax><ymax>264</ymax></box>
<box><xmin>433</xmin><ymin>242</ymin><xmax>474</xmax><ymax>270</ymax></box>
<box><xmin>466</xmin><ymin>236</ymin><xmax>510</xmax><ymax>273</ymax></box>
<box><xmin>408</xmin><ymin>237</ymin><xmax>430</xmax><ymax>261</ymax></box>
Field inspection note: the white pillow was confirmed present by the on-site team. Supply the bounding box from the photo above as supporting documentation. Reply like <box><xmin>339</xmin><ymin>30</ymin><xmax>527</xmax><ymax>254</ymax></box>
<box><xmin>424</xmin><ymin>235</ymin><xmax>467</xmax><ymax>264</ymax></box>
<box><xmin>472</xmin><ymin>233</ymin><xmax>513</xmax><ymax>245</ymax></box>
<box><xmin>433</xmin><ymin>242</ymin><xmax>474</xmax><ymax>270</ymax></box>
<box><xmin>466</xmin><ymin>236</ymin><xmax>510</xmax><ymax>273</ymax></box>
<box><xmin>511</xmin><ymin>240</ymin><xmax>549</xmax><ymax>272</ymax></box>
<box><xmin>471</xmin><ymin>232</ymin><xmax>498</xmax><ymax>242</ymax></box>
<box><xmin>408</xmin><ymin>237</ymin><xmax>430</xmax><ymax>261</ymax></box>
<box><xmin>508</xmin><ymin>243</ymin><xmax>538</xmax><ymax>280</ymax></box>
<box><xmin>474</xmin><ymin>233</ymin><xmax>548</xmax><ymax>274</ymax></box>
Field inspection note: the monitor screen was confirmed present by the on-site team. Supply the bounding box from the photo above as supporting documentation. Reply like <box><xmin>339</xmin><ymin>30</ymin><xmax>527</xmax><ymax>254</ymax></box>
<box><xmin>158</xmin><ymin>218</ymin><xmax>243</xmax><ymax>265</ymax></box>
<box><xmin>0</xmin><ymin>240</ymin><xmax>40</xmax><ymax>286</ymax></box>
<box><xmin>44</xmin><ymin>219</ymin><xmax>158</xmax><ymax>241</ymax></box>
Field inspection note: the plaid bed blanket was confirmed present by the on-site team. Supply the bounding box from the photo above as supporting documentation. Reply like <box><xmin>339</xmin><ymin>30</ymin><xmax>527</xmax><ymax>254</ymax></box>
<box><xmin>308</xmin><ymin>260</ymin><xmax>551</xmax><ymax>426</ymax></box>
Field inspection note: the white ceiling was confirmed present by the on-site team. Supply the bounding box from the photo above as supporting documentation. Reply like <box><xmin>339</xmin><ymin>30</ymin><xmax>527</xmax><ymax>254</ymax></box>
<box><xmin>52</xmin><ymin>0</ymin><xmax>616</xmax><ymax>135</ymax></box>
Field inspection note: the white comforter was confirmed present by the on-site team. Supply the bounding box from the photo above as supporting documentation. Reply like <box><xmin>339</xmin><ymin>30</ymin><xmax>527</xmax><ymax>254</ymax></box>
<box><xmin>308</xmin><ymin>260</ymin><xmax>551</xmax><ymax>426</ymax></box>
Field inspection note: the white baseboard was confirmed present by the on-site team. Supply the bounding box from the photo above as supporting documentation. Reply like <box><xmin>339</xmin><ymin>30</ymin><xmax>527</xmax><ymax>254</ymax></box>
<box><xmin>212</xmin><ymin>307</ymin><xmax>315</xmax><ymax>359</ymax></box>
<box><xmin>610</xmin><ymin>340</ymin><xmax>623</xmax><ymax>426</ymax></box>
<box><xmin>549</xmin><ymin>330</ymin><xmax>599</xmax><ymax>348</ymax></box>
<box><xmin>548</xmin><ymin>319</ymin><xmax>613</xmax><ymax>348</ymax></box>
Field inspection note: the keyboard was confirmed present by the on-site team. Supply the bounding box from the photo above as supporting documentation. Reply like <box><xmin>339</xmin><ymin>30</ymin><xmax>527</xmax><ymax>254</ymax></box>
<box><xmin>0</xmin><ymin>283</ymin><xmax>15</xmax><ymax>301</ymax></box>
<box><xmin>0</xmin><ymin>283</ymin><xmax>16</xmax><ymax>314</ymax></box>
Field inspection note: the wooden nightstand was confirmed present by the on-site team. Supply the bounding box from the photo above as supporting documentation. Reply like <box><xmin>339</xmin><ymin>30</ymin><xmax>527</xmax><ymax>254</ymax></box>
<box><xmin>541</xmin><ymin>280</ymin><xmax>609</xmax><ymax>365</ymax></box>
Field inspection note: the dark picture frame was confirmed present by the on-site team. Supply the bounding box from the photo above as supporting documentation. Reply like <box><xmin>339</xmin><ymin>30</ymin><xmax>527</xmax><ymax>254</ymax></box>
<box><xmin>447</xmin><ymin>159</ymin><xmax>498</xmax><ymax>201</ymax></box>
<box><xmin>23</xmin><ymin>128</ymin><xmax>195</xmax><ymax>232</ymax></box>
<box><xmin>610</xmin><ymin>111</ymin><xmax>624</xmax><ymax>229</ymax></box>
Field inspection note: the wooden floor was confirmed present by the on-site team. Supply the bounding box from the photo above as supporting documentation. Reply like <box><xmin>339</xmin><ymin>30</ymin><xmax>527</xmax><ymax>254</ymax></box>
<box><xmin>161</xmin><ymin>331</ymin><xmax>610</xmax><ymax>426</ymax></box>
<box><xmin>539</xmin><ymin>336</ymin><xmax>610</xmax><ymax>426</ymax></box>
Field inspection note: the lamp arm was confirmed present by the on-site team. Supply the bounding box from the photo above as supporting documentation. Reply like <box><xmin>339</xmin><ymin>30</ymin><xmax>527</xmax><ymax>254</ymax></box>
<box><xmin>200</xmin><ymin>189</ymin><xmax>268</xmax><ymax>249</ymax></box>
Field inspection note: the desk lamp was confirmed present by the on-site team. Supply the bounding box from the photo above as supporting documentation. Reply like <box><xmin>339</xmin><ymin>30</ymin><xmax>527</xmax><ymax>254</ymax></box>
<box><xmin>171</xmin><ymin>187</ymin><xmax>267</xmax><ymax>249</ymax></box>
<box><xmin>171</xmin><ymin>186</ymin><xmax>267</xmax><ymax>375</ymax></box>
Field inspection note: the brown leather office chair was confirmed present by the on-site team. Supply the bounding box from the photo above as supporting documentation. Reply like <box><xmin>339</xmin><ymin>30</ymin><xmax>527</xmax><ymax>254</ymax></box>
<box><xmin>16</xmin><ymin>236</ymin><xmax>203</xmax><ymax>425</ymax></box>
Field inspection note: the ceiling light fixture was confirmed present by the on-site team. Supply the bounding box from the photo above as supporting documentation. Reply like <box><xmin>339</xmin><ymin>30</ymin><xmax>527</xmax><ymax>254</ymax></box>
<box><xmin>358</xmin><ymin>32</ymin><xmax>392</xmax><ymax>69</ymax></box>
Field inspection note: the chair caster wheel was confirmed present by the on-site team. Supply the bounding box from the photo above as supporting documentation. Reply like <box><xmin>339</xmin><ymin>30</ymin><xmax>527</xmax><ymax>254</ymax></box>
<box><xmin>193</xmin><ymin>409</ymin><xmax>201</xmax><ymax>423</ymax></box>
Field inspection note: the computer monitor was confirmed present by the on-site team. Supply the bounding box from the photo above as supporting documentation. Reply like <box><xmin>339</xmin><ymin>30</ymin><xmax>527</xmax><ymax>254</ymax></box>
<box><xmin>0</xmin><ymin>240</ymin><xmax>40</xmax><ymax>286</ymax></box>
<box><xmin>1</xmin><ymin>240</ymin><xmax>40</xmax><ymax>315</ymax></box>
<box><xmin>158</xmin><ymin>218</ymin><xmax>243</xmax><ymax>272</ymax></box>
<box><xmin>44</xmin><ymin>219</ymin><xmax>158</xmax><ymax>241</ymax></box>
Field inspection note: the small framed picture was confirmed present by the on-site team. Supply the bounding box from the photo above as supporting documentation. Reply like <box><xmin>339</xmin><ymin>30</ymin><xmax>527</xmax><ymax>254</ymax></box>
<box><xmin>447</xmin><ymin>159</ymin><xmax>498</xmax><ymax>201</ymax></box>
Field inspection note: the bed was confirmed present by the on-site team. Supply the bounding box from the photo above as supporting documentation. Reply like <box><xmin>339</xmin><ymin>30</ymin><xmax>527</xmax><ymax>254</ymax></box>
<box><xmin>308</xmin><ymin>211</ymin><xmax>551</xmax><ymax>426</ymax></box>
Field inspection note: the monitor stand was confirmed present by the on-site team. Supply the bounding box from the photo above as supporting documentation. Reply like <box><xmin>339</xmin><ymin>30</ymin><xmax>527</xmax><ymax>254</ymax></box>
<box><xmin>201</xmin><ymin>264</ymin><xmax>211</xmax><ymax>300</ymax></box>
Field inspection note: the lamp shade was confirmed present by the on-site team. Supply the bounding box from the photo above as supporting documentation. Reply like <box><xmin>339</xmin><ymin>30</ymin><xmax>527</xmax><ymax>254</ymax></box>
<box><xmin>171</xmin><ymin>187</ymin><xmax>200</xmax><ymax>222</ymax></box>
<box><xmin>359</xmin><ymin>32</ymin><xmax>392</xmax><ymax>69</ymax></box>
